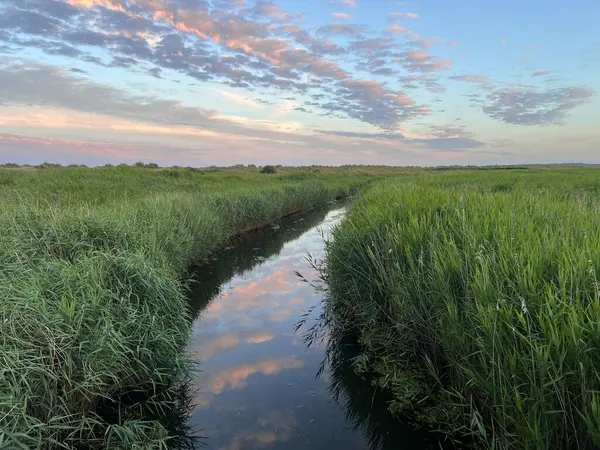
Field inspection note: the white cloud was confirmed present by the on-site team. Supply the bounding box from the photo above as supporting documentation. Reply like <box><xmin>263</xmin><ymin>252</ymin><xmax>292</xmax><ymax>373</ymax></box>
<box><xmin>388</xmin><ymin>12</ymin><xmax>420</xmax><ymax>20</ymax></box>
<box><xmin>217</xmin><ymin>90</ymin><xmax>261</xmax><ymax>108</ymax></box>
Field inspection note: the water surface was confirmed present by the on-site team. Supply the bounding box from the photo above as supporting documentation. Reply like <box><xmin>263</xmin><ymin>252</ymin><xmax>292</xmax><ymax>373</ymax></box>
<box><xmin>184</xmin><ymin>204</ymin><xmax>438</xmax><ymax>450</ymax></box>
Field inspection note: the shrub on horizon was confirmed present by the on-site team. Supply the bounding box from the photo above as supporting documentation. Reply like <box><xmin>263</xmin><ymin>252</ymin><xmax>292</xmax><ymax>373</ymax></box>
<box><xmin>260</xmin><ymin>165</ymin><xmax>277</xmax><ymax>174</ymax></box>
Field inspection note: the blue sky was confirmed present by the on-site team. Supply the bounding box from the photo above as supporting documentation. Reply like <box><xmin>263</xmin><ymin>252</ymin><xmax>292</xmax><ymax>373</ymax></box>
<box><xmin>0</xmin><ymin>0</ymin><xmax>598</xmax><ymax>166</ymax></box>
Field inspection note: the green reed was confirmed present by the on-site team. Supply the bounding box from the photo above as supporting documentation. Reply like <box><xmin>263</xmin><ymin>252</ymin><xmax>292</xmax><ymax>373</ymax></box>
<box><xmin>325</xmin><ymin>168</ymin><xmax>600</xmax><ymax>450</ymax></box>
<box><xmin>0</xmin><ymin>166</ymin><xmax>368</xmax><ymax>448</ymax></box>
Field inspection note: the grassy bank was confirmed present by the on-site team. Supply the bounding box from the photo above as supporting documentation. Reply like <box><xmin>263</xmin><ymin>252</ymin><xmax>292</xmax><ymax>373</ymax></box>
<box><xmin>325</xmin><ymin>168</ymin><xmax>600</xmax><ymax>450</ymax></box>
<box><xmin>0</xmin><ymin>166</ymin><xmax>368</xmax><ymax>449</ymax></box>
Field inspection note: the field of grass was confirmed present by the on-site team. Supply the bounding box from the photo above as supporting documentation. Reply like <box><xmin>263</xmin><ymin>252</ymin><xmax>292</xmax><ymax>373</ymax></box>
<box><xmin>324</xmin><ymin>168</ymin><xmax>600</xmax><ymax>450</ymax></box>
<box><xmin>0</xmin><ymin>165</ymin><xmax>370</xmax><ymax>449</ymax></box>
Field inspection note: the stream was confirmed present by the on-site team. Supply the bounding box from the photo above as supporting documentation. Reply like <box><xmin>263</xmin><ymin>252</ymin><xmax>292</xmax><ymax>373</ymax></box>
<box><xmin>182</xmin><ymin>203</ymin><xmax>440</xmax><ymax>450</ymax></box>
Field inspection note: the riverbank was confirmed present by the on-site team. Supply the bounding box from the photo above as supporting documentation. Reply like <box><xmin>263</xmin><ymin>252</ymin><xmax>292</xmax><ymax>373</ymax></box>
<box><xmin>0</xmin><ymin>166</ymin><xmax>369</xmax><ymax>448</ymax></box>
<box><xmin>325</xmin><ymin>168</ymin><xmax>600</xmax><ymax>450</ymax></box>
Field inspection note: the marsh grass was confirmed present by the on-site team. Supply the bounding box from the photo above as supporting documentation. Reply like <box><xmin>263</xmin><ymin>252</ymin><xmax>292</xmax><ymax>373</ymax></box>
<box><xmin>325</xmin><ymin>169</ymin><xmax>600</xmax><ymax>450</ymax></box>
<box><xmin>0</xmin><ymin>166</ymin><xmax>367</xmax><ymax>448</ymax></box>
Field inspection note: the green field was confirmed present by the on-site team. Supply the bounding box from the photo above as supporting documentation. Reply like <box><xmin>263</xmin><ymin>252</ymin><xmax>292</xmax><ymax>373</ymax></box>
<box><xmin>0</xmin><ymin>165</ymin><xmax>369</xmax><ymax>449</ymax></box>
<box><xmin>325</xmin><ymin>168</ymin><xmax>600</xmax><ymax>450</ymax></box>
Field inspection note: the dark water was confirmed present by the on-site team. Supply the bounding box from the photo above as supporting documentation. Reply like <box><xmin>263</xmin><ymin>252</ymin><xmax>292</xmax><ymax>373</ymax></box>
<box><xmin>183</xmin><ymin>204</ymin><xmax>439</xmax><ymax>450</ymax></box>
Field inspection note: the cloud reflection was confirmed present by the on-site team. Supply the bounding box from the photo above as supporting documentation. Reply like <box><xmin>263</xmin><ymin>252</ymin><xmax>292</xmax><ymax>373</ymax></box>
<box><xmin>231</xmin><ymin>268</ymin><xmax>295</xmax><ymax>297</ymax></box>
<box><xmin>245</xmin><ymin>331</ymin><xmax>276</xmax><ymax>344</ymax></box>
<box><xmin>192</xmin><ymin>331</ymin><xmax>276</xmax><ymax>360</ymax></box>
<box><xmin>192</xmin><ymin>333</ymin><xmax>240</xmax><ymax>360</ymax></box>
<box><xmin>218</xmin><ymin>410</ymin><xmax>298</xmax><ymax>450</ymax></box>
<box><xmin>200</xmin><ymin>264</ymin><xmax>301</xmax><ymax>322</ymax></box>
<box><xmin>208</xmin><ymin>357</ymin><xmax>303</xmax><ymax>394</ymax></box>
<box><xmin>266</xmin><ymin>308</ymin><xmax>293</xmax><ymax>323</ymax></box>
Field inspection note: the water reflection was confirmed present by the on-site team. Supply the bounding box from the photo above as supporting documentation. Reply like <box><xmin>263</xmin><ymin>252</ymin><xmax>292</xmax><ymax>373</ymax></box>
<box><xmin>186</xmin><ymin>205</ymin><xmax>334</xmax><ymax>320</ymax></box>
<box><xmin>324</xmin><ymin>332</ymin><xmax>443</xmax><ymax>450</ymax></box>
<box><xmin>180</xmin><ymin>203</ymin><xmax>444</xmax><ymax>450</ymax></box>
<box><xmin>155</xmin><ymin>381</ymin><xmax>201</xmax><ymax>450</ymax></box>
<box><xmin>94</xmin><ymin>378</ymin><xmax>199</xmax><ymax>450</ymax></box>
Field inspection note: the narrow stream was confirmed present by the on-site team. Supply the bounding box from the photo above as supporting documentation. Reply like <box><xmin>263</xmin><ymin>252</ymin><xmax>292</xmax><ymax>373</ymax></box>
<box><xmin>183</xmin><ymin>204</ymin><xmax>439</xmax><ymax>450</ymax></box>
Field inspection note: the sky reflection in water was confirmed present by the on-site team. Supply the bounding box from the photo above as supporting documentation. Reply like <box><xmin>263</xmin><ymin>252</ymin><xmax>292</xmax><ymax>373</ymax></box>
<box><xmin>185</xmin><ymin>205</ymin><xmax>437</xmax><ymax>450</ymax></box>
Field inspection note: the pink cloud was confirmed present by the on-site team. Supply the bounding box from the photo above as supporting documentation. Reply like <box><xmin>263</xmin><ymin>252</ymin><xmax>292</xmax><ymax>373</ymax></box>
<box><xmin>401</xmin><ymin>49</ymin><xmax>452</xmax><ymax>72</ymax></box>
<box><xmin>305</xmin><ymin>60</ymin><xmax>349</xmax><ymax>79</ymax></box>
<box><xmin>0</xmin><ymin>133</ymin><xmax>172</xmax><ymax>165</ymax></box>
<box><xmin>65</xmin><ymin>0</ymin><xmax>125</xmax><ymax>11</ymax></box>
<box><xmin>393</xmin><ymin>93</ymin><xmax>415</xmax><ymax>106</ymax></box>
<box><xmin>6</xmin><ymin>0</ymin><xmax>558</xmax><ymax>164</ymax></box>
<box><xmin>255</xmin><ymin>2</ymin><xmax>291</xmax><ymax>21</ymax></box>
<box><xmin>388</xmin><ymin>24</ymin><xmax>407</xmax><ymax>34</ymax></box>
<box><xmin>331</xmin><ymin>12</ymin><xmax>352</xmax><ymax>20</ymax></box>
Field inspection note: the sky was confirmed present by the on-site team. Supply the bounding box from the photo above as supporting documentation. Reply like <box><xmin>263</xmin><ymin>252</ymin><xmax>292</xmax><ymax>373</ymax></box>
<box><xmin>0</xmin><ymin>0</ymin><xmax>598</xmax><ymax>166</ymax></box>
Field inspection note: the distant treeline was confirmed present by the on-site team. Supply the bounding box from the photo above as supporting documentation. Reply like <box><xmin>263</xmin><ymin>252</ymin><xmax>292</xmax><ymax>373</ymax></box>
<box><xmin>1</xmin><ymin>162</ymin><xmax>598</xmax><ymax>170</ymax></box>
<box><xmin>0</xmin><ymin>161</ymin><xmax>258</xmax><ymax>170</ymax></box>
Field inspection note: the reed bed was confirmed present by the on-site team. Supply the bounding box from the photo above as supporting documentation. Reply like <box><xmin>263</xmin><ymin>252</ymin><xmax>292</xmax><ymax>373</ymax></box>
<box><xmin>325</xmin><ymin>168</ymin><xmax>600</xmax><ymax>450</ymax></box>
<box><xmin>0</xmin><ymin>166</ymin><xmax>367</xmax><ymax>449</ymax></box>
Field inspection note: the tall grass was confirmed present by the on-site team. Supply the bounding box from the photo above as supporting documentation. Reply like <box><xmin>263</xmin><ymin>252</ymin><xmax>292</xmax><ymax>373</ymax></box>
<box><xmin>325</xmin><ymin>169</ymin><xmax>600</xmax><ymax>450</ymax></box>
<box><xmin>0</xmin><ymin>166</ymin><xmax>368</xmax><ymax>448</ymax></box>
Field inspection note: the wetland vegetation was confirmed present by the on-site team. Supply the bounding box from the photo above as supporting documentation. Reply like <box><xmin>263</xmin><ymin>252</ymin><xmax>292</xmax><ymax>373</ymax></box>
<box><xmin>2</xmin><ymin>164</ymin><xmax>599</xmax><ymax>450</ymax></box>
<box><xmin>324</xmin><ymin>168</ymin><xmax>600</xmax><ymax>450</ymax></box>
<box><xmin>0</xmin><ymin>165</ymin><xmax>367</xmax><ymax>449</ymax></box>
